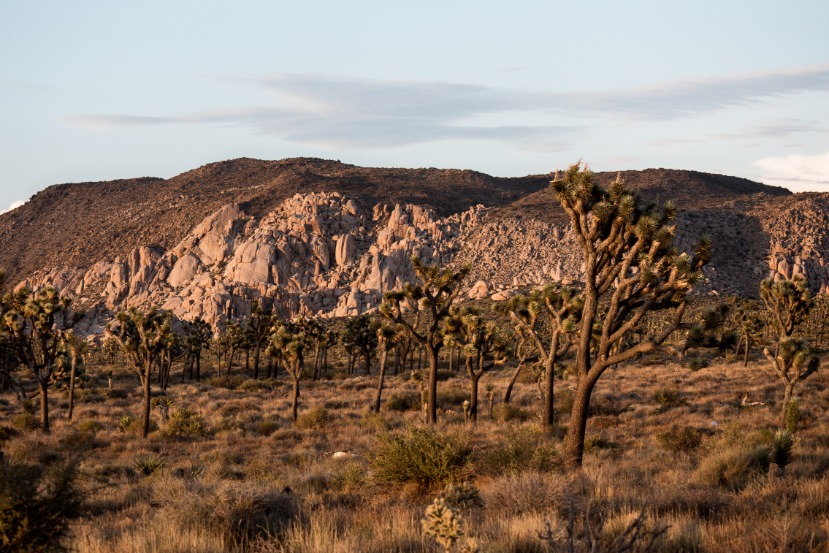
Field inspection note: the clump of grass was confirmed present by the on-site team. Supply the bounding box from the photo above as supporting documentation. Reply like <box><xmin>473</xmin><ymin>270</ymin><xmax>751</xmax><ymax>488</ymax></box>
<box><xmin>653</xmin><ymin>387</ymin><xmax>686</xmax><ymax>409</ymax></box>
<box><xmin>238</xmin><ymin>378</ymin><xmax>280</xmax><ymax>392</ymax></box>
<box><xmin>583</xmin><ymin>435</ymin><xmax>618</xmax><ymax>454</ymax></box>
<box><xmin>205</xmin><ymin>375</ymin><xmax>246</xmax><ymax>389</ymax></box>
<box><xmin>133</xmin><ymin>454</ymin><xmax>165</xmax><ymax>476</ymax></box>
<box><xmin>254</xmin><ymin>420</ymin><xmax>280</xmax><ymax>436</ymax></box>
<box><xmin>492</xmin><ymin>403</ymin><xmax>532</xmax><ymax>423</ymax></box>
<box><xmin>657</xmin><ymin>426</ymin><xmax>703</xmax><ymax>454</ymax></box>
<box><xmin>12</xmin><ymin>413</ymin><xmax>40</xmax><ymax>432</ymax></box>
<box><xmin>295</xmin><ymin>406</ymin><xmax>333</xmax><ymax>430</ymax></box>
<box><xmin>162</xmin><ymin>408</ymin><xmax>208</xmax><ymax>439</ymax></box>
<box><xmin>688</xmin><ymin>357</ymin><xmax>709</xmax><ymax>371</ymax></box>
<box><xmin>386</xmin><ymin>392</ymin><xmax>420</xmax><ymax>412</ymax></box>
<box><xmin>439</xmin><ymin>388</ymin><xmax>469</xmax><ymax>407</ymax></box>
<box><xmin>481</xmin><ymin>427</ymin><xmax>560</xmax><ymax>474</ymax></box>
<box><xmin>371</xmin><ymin>426</ymin><xmax>473</xmax><ymax>490</ymax></box>
<box><xmin>117</xmin><ymin>415</ymin><xmax>135</xmax><ymax>433</ymax></box>
<box><xmin>695</xmin><ymin>444</ymin><xmax>770</xmax><ymax>490</ymax></box>
<box><xmin>76</xmin><ymin>419</ymin><xmax>105</xmax><ymax>433</ymax></box>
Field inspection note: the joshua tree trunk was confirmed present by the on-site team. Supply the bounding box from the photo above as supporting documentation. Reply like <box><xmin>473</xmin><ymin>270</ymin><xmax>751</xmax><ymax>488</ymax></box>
<box><xmin>781</xmin><ymin>383</ymin><xmax>795</xmax><ymax>429</ymax></box>
<box><xmin>291</xmin><ymin>374</ymin><xmax>300</xmax><ymax>423</ymax></box>
<box><xmin>253</xmin><ymin>342</ymin><xmax>261</xmax><ymax>379</ymax></box>
<box><xmin>469</xmin><ymin>372</ymin><xmax>482</xmax><ymax>423</ymax></box>
<box><xmin>564</xmin><ymin>373</ymin><xmax>600</xmax><ymax>468</ymax></box>
<box><xmin>141</xmin><ymin>360</ymin><xmax>152</xmax><ymax>438</ymax></box>
<box><xmin>743</xmin><ymin>332</ymin><xmax>750</xmax><ymax>367</ymax></box>
<box><xmin>374</xmin><ymin>348</ymin><xmax>389</xmax><ymax>413</ymax></box>
<box><xmin>426</xmin><ymin>345</ymin><xmax>439</xmax><ymax>424</ymax></box>
<box><xmin>364</xmin><ymin>351</ymin><xmax>371</xmax><ymax>375</ymax></box>
<box><xmin>543</xmin><ymin>357</ymin><xmax>555</xmax><ymax>432</ymax></box>
<box><xmin>67</xmin><ymin>353</ymin><xmax>78</xmax><ymax>421</ymax></box>
<box><xmin>38</xmin><ymin>379</ymin><xmax>50</xmax><ymax>434</ymax></box>
<box><xmin>504</xmin><ymin>361</ymin><xmax>525</xmax><ymax>404</ymax></box>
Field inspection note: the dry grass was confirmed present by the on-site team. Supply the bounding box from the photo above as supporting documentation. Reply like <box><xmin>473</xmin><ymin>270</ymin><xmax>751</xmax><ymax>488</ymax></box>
<box><xmin>2</xmin><ymin>349</ymin><xmax>829</xmax><ymax>552</ymax></box>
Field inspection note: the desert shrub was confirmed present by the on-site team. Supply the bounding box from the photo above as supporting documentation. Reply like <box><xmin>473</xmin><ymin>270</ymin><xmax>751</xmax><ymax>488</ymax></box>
<box><xmin>61</xmin><ymin>430</ymin><xmax>97</xmax><ymax>449</ymax></box>
<box><xmin>688</xmin><ymin>357</ymin><xmax>709</xmax><ymax>371</ymax></box>
<box><xmin>440</xmin><ymin>481</ymin><xmax>483</xmax><ymax>510</ymax></box>
<box><xmin>205</xmin><ymin>375</ymin><xmax>246</xmax><ymax>389</ymax></box>
<box><xmin>695</xmin><ymin>444</ymin><xmax>770</xmax><ymax>490</ymax></box>
<box><xmin>386</xmin><ymin>392</ymin><xmax>420</xmax><ymax>412</ymax></box>
<box><xmin>0</xmin><ymin>460</ymin><xmax>81</xmax><ymax>553</ymax></box>
<box><xmin>238</xmin><ymin>378</ymin><xmax>280</xmax><ymax>392</ymax></box>
<box><xmin>588</xmin><ymin>395</ymin><xmax>628</xmax><ymax>417</ymax></box>
<box><xmin>103</xmin><ymin>388</ymin><xmax>128</xmax><ymax>399</ymax></box>
<box><xmin>657</xmin><ymin>426</ymin><xmax>703</xmax><ymax>454</ymax></box>
<box><xmin>76</xmin><ymin>419</ymin><xmax>104</xmax><ymax>433</ymax></box>
<box><xmin>331</xmin><ymin>461</ymin><xmax>368</xmax><ymax>493</ymax></box>
<box><xmin>439</xmin><ymin>387</ymin><xmax>469</xmax><ymax>407</ymax></box>
<box><xmin>481</xmin><ymin>427</ymin><xmax>560</xmax><ymax>474</ymax></box>
<box><xmin>481</xmin><ymin>472</ymin><xmax>566</xmax><ymax>516</ymax></box>
<box><xmin>653</xmin><ymin>387</ymin><xmax>686</xmax><ymax>409</ymax></box>
<box><xmin>255</xmin><ymin>420</ymin><xmax>280</xmax><ymax>436</ymax></box>
<box><xmin>371</xmin><ymin>426</ymin><xmax>472</xmax><ymax>489</ymax></box>
<box><xmin>492</xmin><ymin>403</ymin><xmax>532</xmax><ymax>423</ymax></box>
<box><xmin>133</xmin><ymin>454</ymin><xmax>165</xmax><ymax>476</ymax></box>
<box><xmin>770</xmin><ymin>429</ymin><xmax>794</xmax><ymax>471</ymax></box>
<box><xmin>295</xmin><ymin>406</ymin><xmax>333</xmax><ymax>430</ymax></box>
<box><xmin>12</xmin><ymin>413</ymin><xmax>40</xmax><ymax>432</ymax></box>
<box><xmin>583</xmin><ymin>435</ymin><xmax>618</xmax><ymax>454</ymax></box>
<box><xmin>162</xmin><ymin>408</ymin><xmax>207</xmax><ymax>439</ymax></box>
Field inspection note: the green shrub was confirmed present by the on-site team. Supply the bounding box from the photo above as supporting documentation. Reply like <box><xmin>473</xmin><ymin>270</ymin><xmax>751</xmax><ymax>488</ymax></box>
<box><xmin>492</xmin><ymin>403</ymin><xmax>532</xmax><ymax>423</ymax></box>
<box><xmin>657</xmin><ymin>426</ymin><xmax>703</xmax><ymax>454</ymax></box>
<box><xmin>0</xmin><ymin>460</ymin><xmax>81</xmax><ymax>552</ymax></box>
<box><xmin>162</xmin><ymin>408</ymin><xmax>207</xmax><ymax>439</ymax></box>
<box><xmin>205</xmin><ymin>375</ymin><xmax>246</xmax><ymax>389</ymax></box>
<box><xmin>295</xmin><ymin>406</ymin><xmax>333</xmax><ymax>430</ymax></box>
<box><xmin>695</xmin><ymin>445</ymin><xmax>770</xmax><ymax>490</ymax></box>
<box><xmin>481</xmin><ymin>427</ymin><xmax>560</xmax><ymax>475</ymax></box>
<box><xmin>386</xmin><ymin>392</ymin><xmax>420</xmax><ymax>412</ymax></box>
<box><xmin>583</xmin><ymin>435</ymin><xmax>618</xmax><ymax>454</ymax></box>
<box><xmin>653</xmin><ymin>387</ymin><xmax>686</xmax><ymax>409</ymax></box>
<box><xmin>117</xmin><ymin>415</ymin><xmax>135</xmax><ymax>433</ymax></box>
<box><xmin>688</xmin><ymin>357</ymin><xmax>709</xmax><ymax>371</ymax></box>
<box><xmin>770</xmin><ymin>429</ymin><xmax>794</xmax><ymax>471</ymax></box>
<box><xmin>255</xmin><ymin>420</ymin><xmax>280</xmax><ymax>436</ymax></box>
<box><xmin>76</xmin><ymin>419</ymin><xmax>104</xmax><ymax>433</ymax></box>
<box><xmin>371</xmin><ymin>426</ymin><xmax>472</xmax><ymax>489</ymax></box>
<box><xmin>439</xmin><ymin>388</ymin><xmax>469</xmax><ymax>407</ymax></box>
<box><xmin>238</xmin><ymin>378</ymin><xmax>280</xmax><ymax>392</ymax></box>
<box><xmin>12</xmin><ymin>413</ymin><xmax>40</xmax><ymax>432</ymax></box>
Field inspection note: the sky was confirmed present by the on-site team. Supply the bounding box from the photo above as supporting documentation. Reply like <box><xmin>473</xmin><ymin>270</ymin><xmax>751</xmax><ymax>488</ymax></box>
<box><xmin>1</xmin><ymin>1</ymin><xmax>828</xmax><ymax>213</ymax></box>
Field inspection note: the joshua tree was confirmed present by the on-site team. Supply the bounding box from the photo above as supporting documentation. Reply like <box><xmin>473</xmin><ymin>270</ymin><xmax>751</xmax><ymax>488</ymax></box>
<box><xmin>246</xmin><ymin>299</ymin><xmax>275</xmax><ymax>379</ymax></box>
<box><xmin>343</xmin><ymin>314</ymin><xmax>379</xmax><ymax>375</ymax></box>
<box><xmin>503</xmin><ymin>335</ymin><xmax>538</xmax><ymax>404</ymax></box>
<box><xmin>760</xmin><ymin>276</ymin><xmax>819</xmax><ymax>428</ymax></box>
<box><xmin>503</xmin><ymin>284</ymin><xmax>582</xmax><ymax>431</ymax></box>
<box><xmin>681</xmin><ymin>303</ymin><xmax>737</xmax><ymax>358</ymax></box>
<box><xmin>2</xmin><ymin>286</ymin><xmax>79</xmax><ymax>433</ymax></box>
<box><xmin>806</xmin><ymin>293</ymin><xmax>828</xmax><ymax>347</ymax></box>
<box><xmin>373</xmin><ymin>324</ymin><xmax>398</xmax><ymax>413</ymax></box>
<box><xmin>444</xmin><ymin>306</ymin><xmax>506</xmax><ymax>423</ymax></box>
<box><xmin>63</xmin><ymin>330</ymin><xmax>88</xmax><ymax>421</ymax></box>
<box><xmin>182</xmin><ymin>317</ymin><xmax>211</xmax><ymax>382</ymax></box>
<box><xmin>269</xmin><ymin>317</ymin><xmax>313</xmax><ymax>422</ymax></box>
<box><xmin>109</xmin><ymin>307</ymin><xmax>173</xmax><ymax>438</ymax></box>
<box><xmin>380</xmin><ymin>257</ymin><xmax>470</xmax><ymax>424</ymax></box>
<box><xmin>552</xmin><ymin>163</ymin><xmax>710</xmax><ymax>468</ymax></box>
<box><xmin>732</xmin><ymin>298</ymin><xmax>764</xmax><ymax>366</ymax></box>
<box><xmin>223</xmin><ymin>320</ymin><xmax>246</xmax><ymax>375</ymax></box>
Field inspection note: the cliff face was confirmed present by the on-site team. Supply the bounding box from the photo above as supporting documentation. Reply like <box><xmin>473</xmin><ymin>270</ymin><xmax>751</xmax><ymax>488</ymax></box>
<box><xmin>4</xmin><ymin>158</ymin><xmax>825</xmax><ymax>333</ymax></box>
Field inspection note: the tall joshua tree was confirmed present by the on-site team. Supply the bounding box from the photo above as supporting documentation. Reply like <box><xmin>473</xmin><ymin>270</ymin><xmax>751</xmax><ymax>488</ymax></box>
<box><xmin>553</xmin><ymin>163</ymin><xmax>710</xmax><ymax>468</ymax></box>
<box><xmin>246</xmin><ymin>299</ymin><xmax>274</xmax><ymax>379</ymax></box>
<box><xmin>373</xmin><ymin>324</ymin><xmax>397</xmax><ymax>413</ymax></box>
<box><xmin>2</xmin><ymin>287</ymin><xmax>79</xmax><ymax>433</ymax></box>
<box><xmin>380</xmin><ymin>257</ymin><xmax>470</xmax><ymax>424</ymax></box>
<box><xmin>343</xmin><ymin>314</ymin><xmax>379</xmax><ymax>375</ymax></box>
<box><xmin>503</xmin><ymin>284</ymin><xmax>582</xmax><ymax>431</ymax></box>
<box><xmin>64</xmin><ymin>330</ymin><xmax>88</xmax><ymax>421</ymax></box>
<box><xmin>109</xmin><ymin>307</ymin><xmax>172</xmax><ymax>438</ymax></box>
<box><xmin>444</xmin><ymin>306</ymin><xmax>506</xmax><ymax>423</ymax></box>
<box><xmin>760</xmin><ymin>275</ymin><xmax>819</xmax><ymax>428</ymax></box>
<box><xmin>269</xmin><ymin>317</ymin><xmax>313</xmax><ymax>422</ymax></box>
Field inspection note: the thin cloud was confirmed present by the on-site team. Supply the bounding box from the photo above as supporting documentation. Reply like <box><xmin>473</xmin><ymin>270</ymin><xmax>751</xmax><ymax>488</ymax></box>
<box><xmin>0</xmin><ymin>200</ymin><xmax>25</xmax><ymax>215</ymax></box>
<box><xmin>754</xmin><ymin>150</ymin><xmax>829</xmax><ymax>192</ymax></box>
<box><xmin>69</xmin><ymin>65</ymin><xmax>829</xmax><ymax>149</ymax></box>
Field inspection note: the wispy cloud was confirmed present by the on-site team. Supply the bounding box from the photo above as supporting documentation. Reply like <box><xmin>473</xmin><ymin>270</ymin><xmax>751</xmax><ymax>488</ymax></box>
<box><xmin>753</xmin><ymin>150</ymin><xmax>829</xmax><ymax>192</ymax></box>
<box><xmin>0</xmin><ymin>200</ymin><xmax>25</xmax><ymax>215</ymax></box>
<box><xmin>69</xmin><ymin>65</ymin><xmax>829</xmax><ymax>150</ymax></box>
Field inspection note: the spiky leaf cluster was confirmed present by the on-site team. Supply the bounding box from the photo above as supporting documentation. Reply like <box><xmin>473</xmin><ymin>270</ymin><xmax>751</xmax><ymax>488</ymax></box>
<box><xmin>760</xmin><ymin>275</ymin><xmax>812</xmax><ymax>338</ymax></box>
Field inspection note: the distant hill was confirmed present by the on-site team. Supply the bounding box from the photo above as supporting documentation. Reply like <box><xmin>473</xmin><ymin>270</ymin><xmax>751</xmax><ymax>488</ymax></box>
<box><xmin>2</xmin><ymin>157</ymin><xmax>825</xmax><ymax>333</ymax></box>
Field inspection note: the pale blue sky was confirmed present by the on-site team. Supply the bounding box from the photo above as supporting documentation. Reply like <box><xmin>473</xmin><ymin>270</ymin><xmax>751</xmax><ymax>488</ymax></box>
<box><xmin>1</xmin><ymin>1</ymin><xmax>828</xmax><ymax>213</ymax></box>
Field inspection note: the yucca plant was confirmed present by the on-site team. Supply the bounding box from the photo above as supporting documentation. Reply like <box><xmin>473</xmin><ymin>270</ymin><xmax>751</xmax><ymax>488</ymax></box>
<box><xmin>132</xmin><ymin>454</ymin><xmax>165</xmax><ymax>476</ymax></box>
<box><xmin>770</xmin><ymin>429</ymin><xmax>794</xmax><ymax>474</ymax></box>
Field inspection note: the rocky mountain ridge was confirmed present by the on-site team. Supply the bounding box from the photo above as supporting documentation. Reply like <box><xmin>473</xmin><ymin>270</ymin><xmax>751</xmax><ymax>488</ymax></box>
<box><xmin>2</xmin><ymin>158</ymin><xmax>826</xmax><ymax>333</ymax></box>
